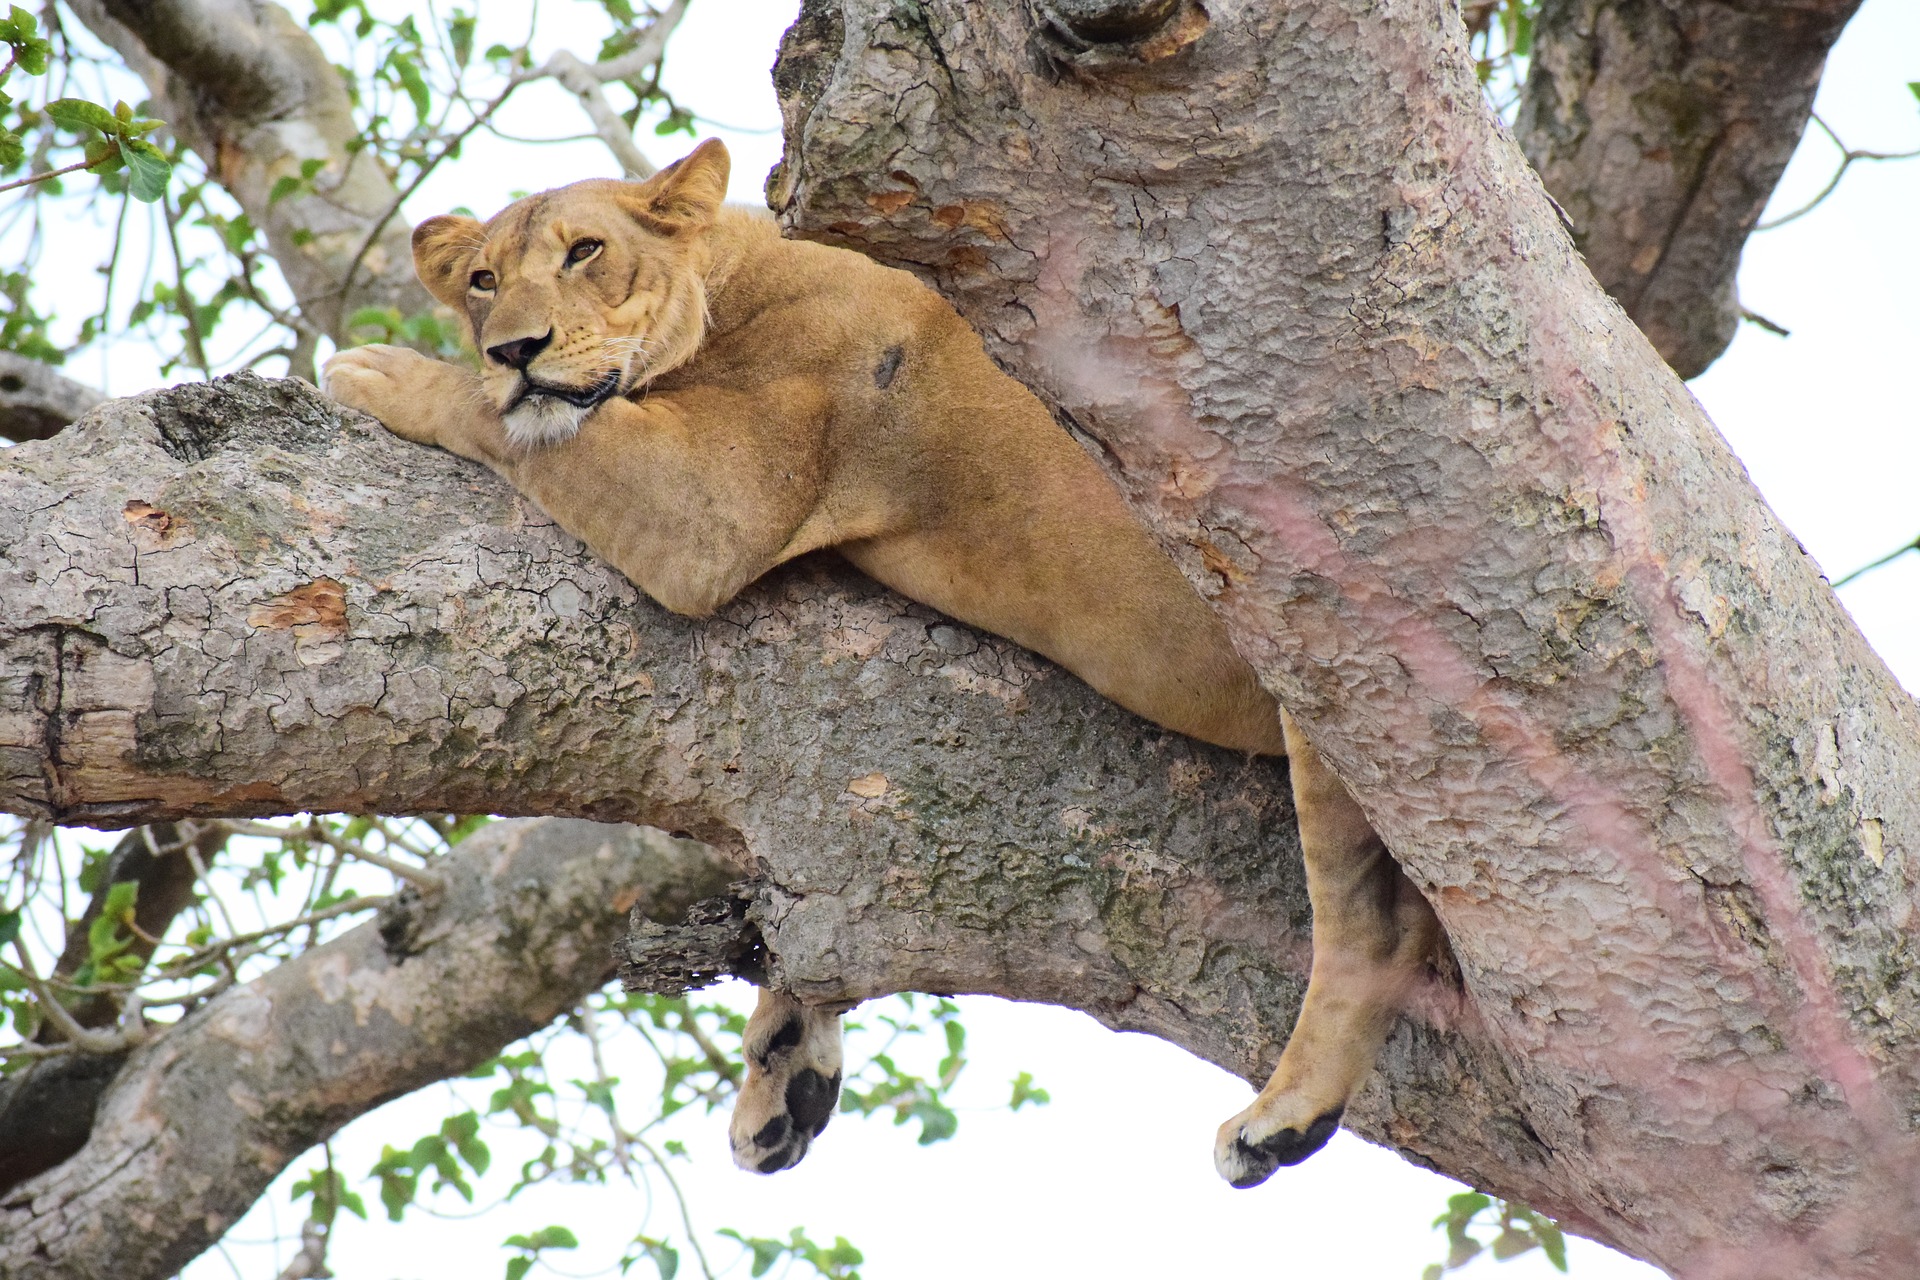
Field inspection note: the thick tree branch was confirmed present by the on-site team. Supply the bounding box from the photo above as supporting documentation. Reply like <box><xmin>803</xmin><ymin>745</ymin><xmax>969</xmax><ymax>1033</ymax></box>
<box><xmin>0</xmin><ymin>352</ymin><xmax>104</xmax><ymax>443</ymax></box>
<box><xmin>0</xmin><ymin>818</ymin><xmax>736</xmax><ymax>1280</ymax></box>
<box><xmin>0</xmin><ymin>374</ymin><xmax>1540</xmax><ymax>1261</ymax></box>
<box><xmin>1515</xmin><ymin>0</ymin><xmax>1862</xmax><ymax>377</ymax></box>
<box><xmin>770</xmin><ymin>2</ymin><xmax>1920</xmax><ymax>1274</ymax></box>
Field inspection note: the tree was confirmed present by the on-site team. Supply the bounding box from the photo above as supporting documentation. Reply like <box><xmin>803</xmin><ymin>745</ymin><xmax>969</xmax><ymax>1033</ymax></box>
<box><xmin>3</xmin><ymin>1</ymin><xmax>1918</xmax><ymax>1278</ymax></box>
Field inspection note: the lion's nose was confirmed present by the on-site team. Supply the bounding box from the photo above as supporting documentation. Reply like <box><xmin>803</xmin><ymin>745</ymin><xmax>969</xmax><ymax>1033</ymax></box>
<box><xmin>486</xmin><ymin>331</ymin><xmax>553</xmax><ymax>371</ymax></box>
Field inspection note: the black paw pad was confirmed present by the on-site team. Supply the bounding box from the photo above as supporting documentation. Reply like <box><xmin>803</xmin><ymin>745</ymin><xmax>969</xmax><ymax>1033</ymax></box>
<box><xmin>752</xmin><ymin>1135</ymin><xmax>808</xmax><ymax>1174</ymax></box>
<box><xmin>1228</xmin><ymin>1108</ymin><xmax>1343</xmax><ymax>1188</ymax></box>
<box><xmin>786</xmin><ymin>1068</ymin><xmax>842</xmax><ymax>1137</ymax></box>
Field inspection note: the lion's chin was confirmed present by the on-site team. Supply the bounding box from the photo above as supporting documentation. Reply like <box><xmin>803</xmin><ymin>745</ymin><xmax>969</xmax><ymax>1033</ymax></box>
<box><xmin>502</xmin><ymin>394</ymin><xmax>592</xmax><ymax>449</ymax></box>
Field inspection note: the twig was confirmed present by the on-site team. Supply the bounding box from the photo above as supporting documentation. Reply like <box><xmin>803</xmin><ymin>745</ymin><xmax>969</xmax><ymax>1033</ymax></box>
<box><xmin>160</xmin><ymin>185</ymin><xmax>213</xmax><ymax>377</ymax></box>
<box><xmin>9</xmin><ymin>940</ymin><xmax>127</xmax><ymax>1054</ymax></box>
<box><xmin>676</xmin><ymin>1004</ymin><xmax>741</xmax><ymax>1087</ymax></box>
<box><xmin>1757</xmin><ymin>113</ymin><xmax>1920</xmax><ymax>231</ymax></box>
<box><xmin>0</xmin><ymin>154</ymin><xmax>101</xmax><ymax>196</ymax></box>
<box><xmin>573</xmin><ymin>999</ymin><xmax>637</xmax><ymax>1176</ymax></box>
<box><xmin>56</xmin><ymin>893</ymin><xmax>388</xmax><ymax>997</ymax></box>
<box><xmin>335</xmin><ymin>0</ymin><xmax>688</xmax><ymax>305</ymax></box>
<box><xmin>215</xmin><ymin>818</ymin><xmax>444</xmax><ymax>892</ymax></box>
<box><xmin>632</xmin><ymin>1134</ymin><xmax>717</xmax><ymax>1280</ymax></box>
<box><xmin>1833</xmin><ymin>535</ymin><xmax>1920</xmax><ymax>589</ymax></box>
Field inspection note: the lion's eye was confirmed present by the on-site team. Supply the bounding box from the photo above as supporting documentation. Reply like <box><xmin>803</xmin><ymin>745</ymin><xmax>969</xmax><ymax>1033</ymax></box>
<box><xmin>566</xmin><ymin>239</ymin><xmax>603</xmax><ymax>266</ymax></box>
<box><xmin>469</xmin><ymin>269</ymin><xmax>496</xmax><ymax>292</ymax></box>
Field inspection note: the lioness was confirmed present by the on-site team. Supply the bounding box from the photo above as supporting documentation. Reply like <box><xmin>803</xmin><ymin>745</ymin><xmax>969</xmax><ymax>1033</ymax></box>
<box><xmin>322</xmin><ymin>140</ymin><xmax>1438</xmax><ymax>1188</ymax></box>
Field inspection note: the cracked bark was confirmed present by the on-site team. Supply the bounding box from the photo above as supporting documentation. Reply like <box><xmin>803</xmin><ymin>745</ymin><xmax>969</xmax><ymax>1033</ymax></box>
<box><xmin>1514</xmin><ymin>0</ymin><xmax>1862</xmax><ymax>376</ymax></box>
<box><xmin>0</xmin><ymin>816</ymin><xmax>733</xmax><ymax>1280</ymax></box>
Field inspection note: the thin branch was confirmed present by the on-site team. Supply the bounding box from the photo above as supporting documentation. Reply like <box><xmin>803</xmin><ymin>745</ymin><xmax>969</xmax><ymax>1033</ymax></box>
<box><xmin>335</xmin><ymin>0</ymin><xmax>688</xmax><ymax>304</ymax></box>
<box><xmin>1757</xmin><ymin>113</ymin><xmax>1920</xmax><ymax>231</ymax></box>
<box><xmin>1833</xmin><ymin>535</ymin><xmax>1920</xmax><ymax>589</ymax></box>
<box><xmin>0</xmin><ymin>154</ymin><xmax>101</xmax><ymax>196</ymax></box>
<box><xmin>8</xmin><ymin>941</ymin><xmax>130</xmax><ymax>1055</ymax></box>
<box><xmin>542</xmin><ymin>50</ymin><xmax>659</xmax><ymax>180</ymax></box>
<box><xmin>160</xmin><ymin>185</ymin><xmax>212</xmax><ymax>377</ymax></box>
<box><xmin>631</xmin><ymin>1134</ymin><xmax>718</xmax><ymax>1280</ymax></box>
<box><xmin>213</xmin><ymin>818</ymin><xmax>445</xmax><ymax>892</ymax></box>
<box><xmin>43</xmin><ymin>894</ymin><xmax>389</xmax><ymax>1000</ymax></box>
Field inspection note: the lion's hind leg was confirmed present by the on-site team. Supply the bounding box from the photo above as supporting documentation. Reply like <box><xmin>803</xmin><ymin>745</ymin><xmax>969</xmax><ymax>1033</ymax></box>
<box><xmin>1214</xmin><ymin>710</ymin><xmax>1440</xmax><ymax>1188</ymax></box>
<box><xmin>730</xmin><ymin>990</ymin><xmax>844</xmax><ymax>1174</ymax></box>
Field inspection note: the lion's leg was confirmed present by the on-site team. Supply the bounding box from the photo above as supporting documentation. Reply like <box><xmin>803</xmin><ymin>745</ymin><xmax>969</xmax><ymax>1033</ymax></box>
<box><xmin>729</xmin><ymin>989</ymin><xmax>844</xmax><ymax>1174</ymax></box>
<box><xmin>1214</xmin><ymin>709</ymin><xmax>1439</xmax><ymax>1188</ymax></box>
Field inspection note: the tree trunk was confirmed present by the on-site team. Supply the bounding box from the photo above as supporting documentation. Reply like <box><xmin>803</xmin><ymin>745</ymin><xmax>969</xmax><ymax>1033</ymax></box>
<box><xmin>765</xmin><ymin>2</ymin><xmax>1920</xmax><ymax>1274</ymax></box>
<box><xmin>3</xmin><ymin>2</ymin><xmax>1917</xmax><ymax>1277</ymax></box>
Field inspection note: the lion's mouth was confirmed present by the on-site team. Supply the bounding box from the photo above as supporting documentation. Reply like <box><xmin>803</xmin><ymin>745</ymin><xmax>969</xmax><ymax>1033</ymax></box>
<box><xmin>509</xmin><ymin>369</ymin><xmax>622</xmax><ymax>412</ymax></box>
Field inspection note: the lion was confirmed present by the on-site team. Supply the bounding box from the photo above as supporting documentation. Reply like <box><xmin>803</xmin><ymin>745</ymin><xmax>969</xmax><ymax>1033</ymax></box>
<box><xmin>321</xmin><ymin>139</ymin><xmax>1439</xmax><ymax>1188</ymax></box>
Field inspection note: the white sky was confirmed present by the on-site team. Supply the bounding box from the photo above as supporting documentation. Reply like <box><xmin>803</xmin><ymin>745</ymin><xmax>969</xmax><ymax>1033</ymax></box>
<box><xmin>13</xmin><ymin>0</ymin><xmax>1914</xmax><ymax>1277</ymax></box>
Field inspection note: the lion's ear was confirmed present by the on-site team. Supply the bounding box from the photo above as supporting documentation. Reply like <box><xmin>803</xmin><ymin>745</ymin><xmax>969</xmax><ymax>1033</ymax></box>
<box><xmin>412</xmin><ymin>214</ymin><xmax>486</xmax><ymax>309</ymax></box>
<box><xmin>623</xmin><ymin>139</ymin><xmax>730</xmax><ymax>234</ymax></box>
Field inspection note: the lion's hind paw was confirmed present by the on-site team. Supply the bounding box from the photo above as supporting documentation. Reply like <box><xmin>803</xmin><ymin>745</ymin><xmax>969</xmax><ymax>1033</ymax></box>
<box><xmin>1213</xmin><ymin>1103</ymin><xmax>1343</xmax><ymax>1188</ymax></box>
<box><xmin>729</xmin><ymin>991</ymin><xmax>843</xmax><ymax>1175</ymax></box>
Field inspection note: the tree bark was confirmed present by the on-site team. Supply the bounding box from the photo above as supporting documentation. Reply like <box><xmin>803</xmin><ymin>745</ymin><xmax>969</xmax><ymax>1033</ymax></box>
<box><xmin>766</xmin><ymin>2</ymin><xmax>1920</xmax><ymax>1275</ymax></box>
<box><xmin>1514</xmin><ymin>0</ymin><xmax>1861</xmax><ymax>377</ymax></box>
<box><xmin>0</xmin><ymin>818</ymin><xmax>735</xmax><ymax>1280</ymax></box>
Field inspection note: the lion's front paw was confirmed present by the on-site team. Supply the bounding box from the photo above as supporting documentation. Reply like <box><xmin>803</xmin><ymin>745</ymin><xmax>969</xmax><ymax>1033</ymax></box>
<box><xmin>729</xmin><ymin>991</ymin><xmax>843</xmax><ymax>1175</ymax></box>
<box><xmin>321</xmin><ymin>344</ymin><xmax>450</xmax><ymax>447</ymax></box>
<box><xmin>1213</xmin><ymin>1099</ymin><xmax>1343</xmax><ymax>1188</ymax></box>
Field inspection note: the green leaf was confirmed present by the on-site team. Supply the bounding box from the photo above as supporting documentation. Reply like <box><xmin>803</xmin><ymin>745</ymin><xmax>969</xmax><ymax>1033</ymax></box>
<box><xmin>391</xmin><ymin>51</ymin><xmax>432</xmax><ymax>121</ymax></box>
<box><xmin>1446</xmin><ymin>1191</ymin><xmax>1491</xmax><ymax>1222</ymax></box>
<box><xmin>448</xmin><ymin>11</ymin><xmax>476</xmax><ymax>67</ymax></box>
<box><xmin>119</xmin><ymin>139</ymin><xmax>170</xmax><ymax>203</ymax></box>
<box><xmin>1490</xmin><ymin>1229</ymin><xmax>1537</xmax><ymax>1261</ymax></box>
<box><xmin>0</xmin><ymin>908</ymin><xmax>20</xmax><ymax>949</ymax></box>
<box><xmin>628</xmin><ymin>1236</ymin><xmax>678</xmax><ymax>1280</ymax></box>
<box><xmin>101</xmin><ymin>879</ymin><xmax>139</xmax><ymax>922</ymax></box>
<box><xmin>1537</xmin><ymin>1221</ymin><xmax>1569</xmax><ymax>1271</ymax></box>
<box><xmin>505</xmin><ymin>1259</ymin><xmax>532</xmax><ymax>1280</ymax></box>
<box><xmin>1008</xmin><ymin>1070</ymin><xmax>1050</xmax><ymax>1110</ymax></box>
<box><xmin>268</xmin><ymin>175</ymin><xmax>302</xmax><ymax>204</ymax></box>
<box><xmin>46</xmin><ymin>97</ymin><xmax>119</xmax><ymax>135</ymax></box>
<box><xmin>509</xmin><ymin>1226</ymin><xmax>579</xmax><ymax>1251</ymax></box>
<box><xmin>1909</xmin><ymin>82</ymin><xmax>1919</xmax><ymax>104</ymax></box>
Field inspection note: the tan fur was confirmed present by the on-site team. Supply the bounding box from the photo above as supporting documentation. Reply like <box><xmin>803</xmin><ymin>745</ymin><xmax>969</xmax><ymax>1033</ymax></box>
<box><xmin>322</xmin><ymin>139</ymin><xmax>1439</xmax><ymax>1186</ymax></box>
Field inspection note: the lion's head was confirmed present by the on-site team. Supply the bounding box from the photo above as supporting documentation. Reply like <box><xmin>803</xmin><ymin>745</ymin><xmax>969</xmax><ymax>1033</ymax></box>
<box><xmin>410</xmin><ymin>139</ymin><xmax>731</xmax><ymax>447</ymax></box>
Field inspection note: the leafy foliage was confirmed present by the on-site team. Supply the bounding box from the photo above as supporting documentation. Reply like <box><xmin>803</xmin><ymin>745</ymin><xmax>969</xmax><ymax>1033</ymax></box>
<box><xmin>1423</xmin><ymin>1192</ymin><xmax>1568</xmax><ymax>1279</ymax></box>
